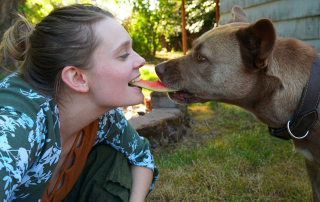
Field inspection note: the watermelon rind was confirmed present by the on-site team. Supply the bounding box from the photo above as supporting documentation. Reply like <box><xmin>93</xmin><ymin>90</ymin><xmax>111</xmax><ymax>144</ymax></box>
<box><xmin>129</xmin><ymin>80</ymin><xmax>179</xmax><ymax>92</ymax></box>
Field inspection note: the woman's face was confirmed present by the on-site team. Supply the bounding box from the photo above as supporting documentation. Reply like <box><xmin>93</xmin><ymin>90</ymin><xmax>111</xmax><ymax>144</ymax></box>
<box><xmin>87</xmin><ymin>18</ymin><xmax>145</xmax><ymax>109</ymax></box>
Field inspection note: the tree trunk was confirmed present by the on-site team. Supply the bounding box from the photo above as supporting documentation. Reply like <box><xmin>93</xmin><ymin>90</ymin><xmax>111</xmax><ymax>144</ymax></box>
<box><xmin>152</xmin><ymin>31</ymin><xmax>157</xmax><ymax>56</ymax></box>
<box><xmin>0</xmin><ymin>0</ymin><xmax>26</xmax><ymax>38</ymax></box>
<box><xmin>0</xmin><ymin>0</ymin><xmax>26</xmax><ymax>76</ymax></box>
<box><xmin>181</xmin><ymin>0</ymin><xmax>187</xmax><ymax>55</ymax></box>
<box><xmin>215</xmin><ymin>0</ymin><xmax>220</xmax><ymax>26</ymax></box>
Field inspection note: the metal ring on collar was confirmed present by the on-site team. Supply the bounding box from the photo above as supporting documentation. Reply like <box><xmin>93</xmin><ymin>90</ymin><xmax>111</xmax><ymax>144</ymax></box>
<box><xmin>287</xmin><ymin>120</ymin><xmax>309</xmax><ymax>139</ymax></box>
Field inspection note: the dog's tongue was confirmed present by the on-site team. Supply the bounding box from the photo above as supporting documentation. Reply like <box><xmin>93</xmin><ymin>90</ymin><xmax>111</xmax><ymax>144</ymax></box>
<box><xmin>129</xmin><ymin>80</ymin><xmax>179</xmax><ymax>92</ymax></box>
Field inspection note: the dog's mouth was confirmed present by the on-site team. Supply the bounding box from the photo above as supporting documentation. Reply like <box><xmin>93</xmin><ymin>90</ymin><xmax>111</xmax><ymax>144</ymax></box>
<box><xmin>158</xmin><ymin>78</ymin><xmax>206</xmax><ymax>104</ymax></box>
<box><xmin>168</xmin><ymin>90</ymin><xmax>205</xmax><ymax>104</ymax></box>
<box><xmin>157</xmin><ymin>80</ymin><xmax>204</xmax><ymax>104</ymax></box>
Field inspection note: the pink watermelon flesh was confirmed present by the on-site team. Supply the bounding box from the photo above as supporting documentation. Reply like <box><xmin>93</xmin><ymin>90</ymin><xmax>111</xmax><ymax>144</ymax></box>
<box><xmin>129</xmin><ymin>80</ymin><xmax>179</xmax><ymax>92</ymax></box>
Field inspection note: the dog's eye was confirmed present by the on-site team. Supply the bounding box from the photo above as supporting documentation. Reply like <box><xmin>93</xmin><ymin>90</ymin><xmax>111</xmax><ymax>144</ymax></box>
<box><xmin>197</xmin><ymin>54</ymin><xmax>206</xmax><ymax>61</ymax></box>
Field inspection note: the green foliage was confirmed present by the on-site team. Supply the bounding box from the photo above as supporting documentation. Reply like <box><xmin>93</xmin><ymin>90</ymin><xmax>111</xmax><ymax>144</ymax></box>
<box><xmin>18</xmin><ymin>0</ymin><xmax>217</xmax><ymax>55</ymax></box>
<box><xmin>121</xmin><ymin>0</ymin><xmax>180</xmax><ymax>56</ymax></box>
<box><xmin>19</xmin><ymin>3</ymin><xmax>47</xmax><ymax>23</ymax></box>
<box><xmin>121</xmin><ymin>0</ymin><xmax>216</xmax><ymax>55</ymax></box>
<box><xmin>21</xmin><ymin>0</ymin><xmax>110</xmax><ymax>23</ymax></box>
<box><xmin>20</xmin><ymin>0</ymin><xmax>59</xmax><ymax>23</ymax></box>
<box><xmin>186</xmin><ymin>0</ymin><xmax>216</xmax><ymax>34</ymax></box>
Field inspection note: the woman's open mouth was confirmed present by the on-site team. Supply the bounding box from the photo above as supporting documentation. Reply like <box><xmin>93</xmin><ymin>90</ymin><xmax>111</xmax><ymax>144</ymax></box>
<box><xmin>128</xmin><ymin>76</ymin><xmax>141</xmax><ymax>88</ymax></box>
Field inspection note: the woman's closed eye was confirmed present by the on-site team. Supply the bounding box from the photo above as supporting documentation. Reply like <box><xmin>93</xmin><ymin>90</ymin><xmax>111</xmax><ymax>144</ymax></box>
<box><xmin>120</xmin><ymin>52</ymin><xmax>130</xmax><ymax>60</ymax></box>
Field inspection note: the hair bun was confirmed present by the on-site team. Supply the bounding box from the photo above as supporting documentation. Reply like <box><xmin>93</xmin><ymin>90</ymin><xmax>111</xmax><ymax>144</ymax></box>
<box><xmin>0</xmin><ymin>14</ymin><xmax>34</xmax><ymax>62</ymax></box>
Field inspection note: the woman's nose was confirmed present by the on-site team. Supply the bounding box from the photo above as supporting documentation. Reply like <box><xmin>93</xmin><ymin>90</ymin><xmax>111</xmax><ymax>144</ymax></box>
<box><xmin>134</xmin><ymin>52</ymin><xmax>146</xmax><ymax>69</ymax></box>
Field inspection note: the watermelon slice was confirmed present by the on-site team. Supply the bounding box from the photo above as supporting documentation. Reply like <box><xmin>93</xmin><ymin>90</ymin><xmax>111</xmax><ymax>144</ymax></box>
<box><xmin>129</xmin><ymin>80</ymin><xmax>179</xmax><ymax>92</ymax></box>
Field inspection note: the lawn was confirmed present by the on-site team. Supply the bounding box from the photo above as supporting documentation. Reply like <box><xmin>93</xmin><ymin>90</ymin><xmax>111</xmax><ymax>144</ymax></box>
<box><xmin>147</xmin><ymin>103</ymin><xmax>311</xmax><ymax>201</ymax></box>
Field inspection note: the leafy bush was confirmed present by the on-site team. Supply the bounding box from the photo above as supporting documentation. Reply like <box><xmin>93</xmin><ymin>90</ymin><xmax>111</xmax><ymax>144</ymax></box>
<box><xmin>139</xmin><ymin>68</ymin><xmax>158</xmax><ymax>81</ymax></box>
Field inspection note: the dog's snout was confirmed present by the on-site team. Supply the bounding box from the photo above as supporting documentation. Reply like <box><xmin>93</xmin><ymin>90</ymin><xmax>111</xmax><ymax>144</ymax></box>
<box><xmin>155</xmin><ymin>63</ymin><xmax>166</xmax><ymax>78</ymax></box>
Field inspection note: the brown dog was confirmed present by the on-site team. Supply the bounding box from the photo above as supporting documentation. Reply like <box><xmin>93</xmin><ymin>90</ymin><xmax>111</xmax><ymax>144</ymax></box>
<box><xmin>155</xmin><ymin>5</ymin><xmax>320</xmax><ymax>201</ymax></box>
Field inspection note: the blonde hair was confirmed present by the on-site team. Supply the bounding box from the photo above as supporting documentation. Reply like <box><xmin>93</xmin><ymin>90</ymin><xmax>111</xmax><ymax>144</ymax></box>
<box><xmin>0</xmin><ymin>4</ymin><xmax>113</xmax><ymax>99</ymax></box>
<box><xmin>0</xmin><ymin>14</ymin><xmax>34</xmax><ymax>63</ymax></box>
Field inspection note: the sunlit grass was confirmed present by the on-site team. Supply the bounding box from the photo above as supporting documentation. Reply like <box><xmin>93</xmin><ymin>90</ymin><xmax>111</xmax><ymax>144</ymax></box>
<box><xmin>148</xmin><ymin>103</ymin><xmax>311</xmax><ymax>201</ymax></box>
<box><xmin>140</xmin><ymin>68</ymin><xmax>158</xmax><ymax>81</ymax></box>
<box><xmin>153</xmin><ymin>50</ymin><xmax>184</xmax><ymax>60</ymax></box>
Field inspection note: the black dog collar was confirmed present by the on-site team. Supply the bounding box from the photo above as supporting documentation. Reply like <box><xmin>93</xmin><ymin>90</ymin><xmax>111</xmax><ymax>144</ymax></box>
<box><xmin>269</xmin><ymin>54</ymin><xmax>320</xmax><ymax>140</ymax></box>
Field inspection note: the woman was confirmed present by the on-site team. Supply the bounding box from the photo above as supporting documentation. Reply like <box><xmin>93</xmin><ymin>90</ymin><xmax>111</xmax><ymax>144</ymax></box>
<box><xmin>0</xmin><ymin>4</ymin><xmax>158</xmax><ymax>202</ymax></box>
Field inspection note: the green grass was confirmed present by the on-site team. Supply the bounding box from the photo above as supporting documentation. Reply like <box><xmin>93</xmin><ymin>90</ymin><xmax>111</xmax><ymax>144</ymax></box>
<box><xmin>148</xmin><ymin>103</ymin><xmax>311</xmax><ymax>201</ymax></box>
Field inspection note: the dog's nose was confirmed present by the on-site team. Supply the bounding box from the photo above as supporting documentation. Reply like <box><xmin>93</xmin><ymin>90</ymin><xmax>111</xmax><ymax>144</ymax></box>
<box><xmin>155</xmin><ymin>63</ymin><xmax>166</xmax><ymax>78</ymax></box>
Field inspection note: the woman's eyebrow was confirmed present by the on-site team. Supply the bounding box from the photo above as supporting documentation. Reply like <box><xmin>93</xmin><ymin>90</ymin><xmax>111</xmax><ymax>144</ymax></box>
<box><xmin>110</xmin><ymin>40</ymin><xmax>131</xmax><ymax>55</ymax></box>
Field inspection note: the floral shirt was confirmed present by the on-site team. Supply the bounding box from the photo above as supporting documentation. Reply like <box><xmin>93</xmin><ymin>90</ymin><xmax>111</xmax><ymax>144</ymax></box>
<box><xmin>0</xmin><ymin>73</ymin><xmax>158</xmax><ymax>201</ymax></box>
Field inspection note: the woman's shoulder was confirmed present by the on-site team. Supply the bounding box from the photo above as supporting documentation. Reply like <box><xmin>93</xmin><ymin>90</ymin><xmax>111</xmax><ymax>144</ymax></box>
<box><xmin>0</xmin><ymin>73</ymin><xmax>57</xmax><ymax>120</ymax></box>
<box><xmin>1</xmin><ymin>73</ymin><xmax>53</xmax><ymax>106</ymax></box>
<box><xmin>1</xmin><ymin>72</ymin><xmax>28</xmax><ymax>89</ymax></box>
<box><xmin>0</xmin><ymin>72</ymin><xmax>60</xmax><ymax>142</ymax></box>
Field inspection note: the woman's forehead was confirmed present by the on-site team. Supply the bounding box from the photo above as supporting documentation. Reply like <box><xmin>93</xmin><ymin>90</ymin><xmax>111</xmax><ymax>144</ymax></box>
<box><xmin>93</xmin><ymin>18</ymin><xmax>131</xmax><ymax>54</ymax></box>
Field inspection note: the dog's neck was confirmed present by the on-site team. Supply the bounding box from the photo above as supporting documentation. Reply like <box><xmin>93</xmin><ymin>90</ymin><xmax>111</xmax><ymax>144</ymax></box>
<box><xmin>243</xmin><ymin>37</ymin><xmax>318</xmax><ymax>129</ymax></box>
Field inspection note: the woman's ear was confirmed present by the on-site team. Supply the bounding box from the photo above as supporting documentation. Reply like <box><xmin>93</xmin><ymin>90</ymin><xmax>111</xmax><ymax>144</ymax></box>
<box><xmin>61</xmin><ymin>66</ymin><xmax>89</xmax><ymax>93</ymax></box>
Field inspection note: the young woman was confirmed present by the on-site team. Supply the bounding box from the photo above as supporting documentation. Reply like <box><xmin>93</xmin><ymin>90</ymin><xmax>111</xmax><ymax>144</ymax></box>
<box><xmin>0</xmin><ymin>4</ymin><xmax>158</xmax><ymax>202</ymax></box>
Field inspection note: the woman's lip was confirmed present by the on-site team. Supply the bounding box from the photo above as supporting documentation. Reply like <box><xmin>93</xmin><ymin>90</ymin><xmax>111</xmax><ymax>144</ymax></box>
<box><xmin>128</xmin><ymin>84</ymin><xmax>142</xmax><ymax>91</ymax></box>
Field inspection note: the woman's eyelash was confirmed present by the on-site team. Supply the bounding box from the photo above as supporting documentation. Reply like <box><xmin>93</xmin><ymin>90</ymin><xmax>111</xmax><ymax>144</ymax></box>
<box><xmin>120</xmin><ymin>53</ymin><xmax>129</xmax><ymax>59</ymax></box>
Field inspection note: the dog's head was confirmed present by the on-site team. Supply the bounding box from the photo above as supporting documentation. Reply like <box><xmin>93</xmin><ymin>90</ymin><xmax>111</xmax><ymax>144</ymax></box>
<box><xmin>156</xmin><ymin>6</ymin><xmax>277</xmax><ymax>105</ymax></box>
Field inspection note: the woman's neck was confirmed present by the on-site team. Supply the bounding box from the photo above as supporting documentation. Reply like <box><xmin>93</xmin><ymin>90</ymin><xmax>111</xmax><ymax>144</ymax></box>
<box><xmin>56</xmin><ymin>92</ymin><xmax>112</xmax><ymax>143</ymax></box>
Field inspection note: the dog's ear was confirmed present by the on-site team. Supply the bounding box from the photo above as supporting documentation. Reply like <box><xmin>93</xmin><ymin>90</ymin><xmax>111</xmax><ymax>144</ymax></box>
<box><xmin>236</xmin><ymin>19</ymin><xmax>276</xmax><ymax>71</ymax></box>
<box><xmin>228</xmin><ymin>5</ymin><xmax>248</xmax><ymax>23</ymax></box>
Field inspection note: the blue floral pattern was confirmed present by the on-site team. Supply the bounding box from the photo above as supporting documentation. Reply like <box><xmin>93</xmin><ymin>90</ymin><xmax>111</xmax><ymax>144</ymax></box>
<box><xmin>0</xmin><ymin>74</ymin><xmax>158</xmax><ymax>201</ymax></box>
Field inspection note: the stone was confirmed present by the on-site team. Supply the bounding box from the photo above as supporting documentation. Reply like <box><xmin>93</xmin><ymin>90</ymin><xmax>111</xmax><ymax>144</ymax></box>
<box><xmin>150</xmin><ymin>92</ymin><xmax>177</xmax><ymax>108</ymax></box>
<box><xmin>129</xmin><ymin>108</ymin><xmax>190</xmax><ymax>148</ymax></box>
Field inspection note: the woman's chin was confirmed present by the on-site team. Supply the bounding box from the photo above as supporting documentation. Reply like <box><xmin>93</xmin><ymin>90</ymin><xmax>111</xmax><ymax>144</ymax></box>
<box><xmin>134</xmin><ymin>94</ymin><xmax>145</xmax><ymax>105</ymax></box>
<box><xmin>126</xmin><ymin>93</ymin><xmax>144</xmax><ymax>106</ymax></box>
